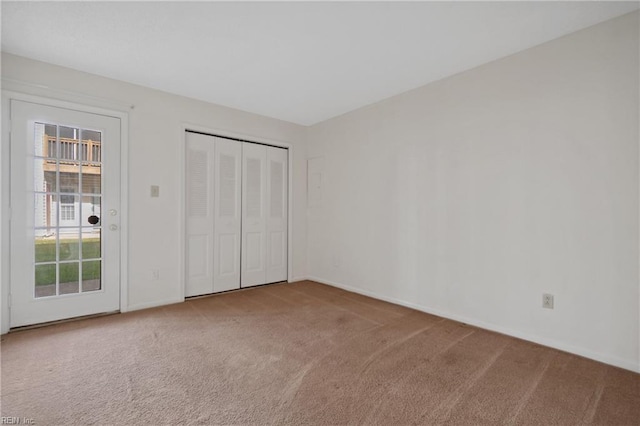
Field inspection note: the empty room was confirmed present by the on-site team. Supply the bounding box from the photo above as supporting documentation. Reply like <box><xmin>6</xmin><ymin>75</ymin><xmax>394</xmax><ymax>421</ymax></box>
<box><xmin>1</xmin><ymin>1</ymin><xmax>639</xmax><ymax>425</ymax></box>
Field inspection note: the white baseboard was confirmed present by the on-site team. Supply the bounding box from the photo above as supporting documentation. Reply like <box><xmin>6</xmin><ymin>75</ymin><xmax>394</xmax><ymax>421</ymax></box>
<box><xmin>124</xmin><ymin>278</ymin><xmax>307</xmax><ymax>313</ymax></box>
<box><xmin>306</xmin><ymin>276</ymin><xmax>640</xmax><ymax>374</ymax></box>
<box><xmin>124</xmin><ymin>297</ymin><xmax>184</xmax><ymax>313</ymax></box>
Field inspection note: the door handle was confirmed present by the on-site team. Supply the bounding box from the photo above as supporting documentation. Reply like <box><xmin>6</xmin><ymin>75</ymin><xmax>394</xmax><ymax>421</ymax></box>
<box><xmin>88</xmin><ymin>215</ymin><xmax>100</xmax><ymax>225</ymax></box>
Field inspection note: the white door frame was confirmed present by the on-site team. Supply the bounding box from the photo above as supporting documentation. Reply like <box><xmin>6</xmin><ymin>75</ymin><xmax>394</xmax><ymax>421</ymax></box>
<box><xmin>179</xmin><ymin>123</ymin><xmax>294</xmax><ymax>299</ymax></box>
<box><xmin>1</xmin><ymin>91</ymin><xmax>129</xmax><ymax>333</ymax></box>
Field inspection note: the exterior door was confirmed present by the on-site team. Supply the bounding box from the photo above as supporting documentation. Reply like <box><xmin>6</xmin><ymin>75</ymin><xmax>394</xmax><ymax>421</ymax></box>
<box><xmin>10</xmin><ymin>100</ymin><xmax>121</xmax><ymax>327</ymax></box>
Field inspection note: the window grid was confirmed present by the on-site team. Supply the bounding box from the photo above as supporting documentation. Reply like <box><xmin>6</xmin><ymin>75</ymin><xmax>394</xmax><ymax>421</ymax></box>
<box><xmin>34</xmin><ymin>124</ymin><xmax>104</xmax><ymax>298</ymax></box>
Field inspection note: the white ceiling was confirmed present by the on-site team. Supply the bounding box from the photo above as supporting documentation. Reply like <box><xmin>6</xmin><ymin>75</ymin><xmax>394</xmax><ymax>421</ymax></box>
<box><xmin>2</xmin><ymin>1</ymin><xmax>638</xmax><ymax>126</ymax></box>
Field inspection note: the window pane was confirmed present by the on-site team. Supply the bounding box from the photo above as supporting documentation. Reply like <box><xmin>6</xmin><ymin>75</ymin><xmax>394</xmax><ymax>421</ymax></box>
<box><xmin>82</xmin><ymin>129</ymin><xmax>101</xmax><ymax>143</ymax></box>
<box><xmin>59</xmin><ymin>229</ymin><xmax>80</xmax><ymax>261</ymax></box>
<box><xmin>34</xmin><ymin>193</ymin><xmax>56</xmax><ymax>231</ymax></box>
<box><xmin>82</xmin><ymin>195</ymin><xmax>101</xmax><ymax>225</ymax></box>
<box><xmin>35</xmin><ymin>236</ymin><xmax>56</xmax><ymax>263</ymax></box>
<box><xmin>59</xmin><ymin>126</ymin><xmax>79</xmax><ymax>161</ymax></box>
<box><xmin>82</xmin><ymin>163</ymin><xmax>101</xmax><ymax>194</ymax></box>
<box><xmin>34</xmin><ymin>157</ymin><xmax>57</xmax><ymax>192</ymax></box>
<box><xmin>57</xmin><ymin>194</ymin><xmax>80</xmax><ymax>227</ymax></box>
<box><xmin>35</xmin><ymin>264</ymin><xmax>56</xmax><ymax>298</ymax></box>
<box><xmin>59</xmin><ymin>162</ymin><xmax>80</xmax><ymax>193</ymax></box>
<box><xmin>34</xmin><ymin>123</ymin><xmax>57</xmax><ymax>158</ymax></box>
<box><xmin>82</xmin><ymin>260</ymin><xmax>101</xmax><ymax>292</ymax></box>
<box><xmin>81</xmin><ymin>230</ymin><xmax>101</xmax><ymax>260</ymax></box>
<box><xmin>81</xmin><ymin>129</ymin><xmax>101</xmax><ymax>162</ymax></box>
<box><xmin>59</xmin><ymin>262</ymin><xmax>79</xmax><ymax>295</ymax></box>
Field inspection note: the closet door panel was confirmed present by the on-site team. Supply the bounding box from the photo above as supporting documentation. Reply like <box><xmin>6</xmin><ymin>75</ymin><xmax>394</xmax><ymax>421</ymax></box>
<box><xmin>266</xmin><ymin>147</ymin><xmax>288</xmax><ymax>283</ymax></box>
<box><xmin>185</xmin><ymin>132</ymin><xmax>215</xmax><ymax>297</ymax></box>
<box><xmin>241</xmin><ymin>143</ymin><xmax>267</xmax><ymax>287</ymax></box>
<box><xmin>213</xmin><ymin>137</ymin><xmax>242</xmax><ymax>292</ymax></box>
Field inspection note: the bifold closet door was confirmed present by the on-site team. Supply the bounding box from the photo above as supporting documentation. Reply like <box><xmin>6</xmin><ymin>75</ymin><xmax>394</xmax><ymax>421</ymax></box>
<box><xmin>212</xmin><ymin>137</ymin><xmax>242</xmax><ymax>292</ymax></box>
<box><xmin>185</xmin><ymin>132</ymin><xmax>215</xmax><ymax>297</ymax></box>
<box><xmin>266</xmin><ymin>147</ymin><xmax>288</xmax><ymax>283</ymax></box>
<box><xmin>186</xmin><ymin>133</ymin><xmax>241</xmax><ymax>297</ymax></box>
<box><xmin>241</xmin><ymin>143</ymin><xmax>267</xmax><ymax>287</ymax></box>
<box><xmin>241</xmin><ymin>143</ymin><xmax>288</xmax><ymax>287</ymax></box>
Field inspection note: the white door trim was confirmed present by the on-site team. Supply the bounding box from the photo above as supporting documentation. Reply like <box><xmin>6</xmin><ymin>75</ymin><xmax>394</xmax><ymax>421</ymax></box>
<box><xmin>1</xmin><ymin>91</ymin><xmax>129</xmax><ymax>333</ymax></box>
<box><xmin>179</xmin><ymin>122</ymin><xmax>294</xmax><ymax>299</ymax></box>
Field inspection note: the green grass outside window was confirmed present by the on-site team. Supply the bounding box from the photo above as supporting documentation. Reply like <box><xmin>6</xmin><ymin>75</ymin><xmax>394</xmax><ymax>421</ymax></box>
<box><xmin>35</xmin><ymin>239</ymin><xmax>101</xmax><ymax>285</ymax></box>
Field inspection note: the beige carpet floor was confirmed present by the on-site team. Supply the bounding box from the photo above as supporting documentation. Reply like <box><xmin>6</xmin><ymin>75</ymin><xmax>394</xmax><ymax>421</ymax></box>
<box><xmin>1</xmin><ymin>280</ymin><xmax>639</xmax><ymax>425</ymax></box>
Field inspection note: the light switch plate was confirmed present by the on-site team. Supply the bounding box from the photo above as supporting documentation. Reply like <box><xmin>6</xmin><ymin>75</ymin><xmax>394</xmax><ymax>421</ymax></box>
<box><xmin>150</xmin><ymin>185</ymin><xmax>160</xmax><ymax>197</ymax></box>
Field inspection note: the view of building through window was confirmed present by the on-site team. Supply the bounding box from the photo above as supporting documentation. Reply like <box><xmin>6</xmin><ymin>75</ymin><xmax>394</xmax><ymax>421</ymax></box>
<box><xmin>33</xmin><ymin>123</ymin><xmax>103</xmax><ymax>297</ymax></box>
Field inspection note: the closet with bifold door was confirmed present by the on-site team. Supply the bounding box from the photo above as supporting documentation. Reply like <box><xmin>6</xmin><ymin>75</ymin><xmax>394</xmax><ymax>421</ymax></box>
<box><xmin>185</xmin><ymin>131</ymin><xmax>288</xmax><ymax>297</ymax></box>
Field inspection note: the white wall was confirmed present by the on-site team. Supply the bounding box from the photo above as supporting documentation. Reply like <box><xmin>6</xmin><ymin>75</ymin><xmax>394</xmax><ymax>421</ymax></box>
<box><xmin>1</xmin><ymin>12</ymin><xmax>638</xmax><ymax>373</ymax></box>
<box><xmin>1</xmin><ymin>53</ymin><xmax>307</xmax><ymax>330</ymax></box>
<box><xmin>306</xmin><ymin>12</ymin><xmax>640</xmax><ymax>371</ymax></box>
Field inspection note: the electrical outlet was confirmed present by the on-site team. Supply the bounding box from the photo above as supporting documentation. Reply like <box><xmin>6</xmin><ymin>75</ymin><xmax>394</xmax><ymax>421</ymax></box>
<box><xmin>151</xmin><ymin>269</ymin><xmax>160</xmax><ymax>280</ymax></box>
<box><xmin>542</xmin><ymin>293</ymin><xmax>554</xmax><ymax>309</ymax></box>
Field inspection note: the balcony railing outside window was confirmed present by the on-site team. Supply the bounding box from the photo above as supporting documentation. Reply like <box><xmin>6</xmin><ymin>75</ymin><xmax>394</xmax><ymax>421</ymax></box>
<box><xmin>46</xmin><ymin>136</ymin><xmax>101</xmax><ymax>162</ymax></box>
